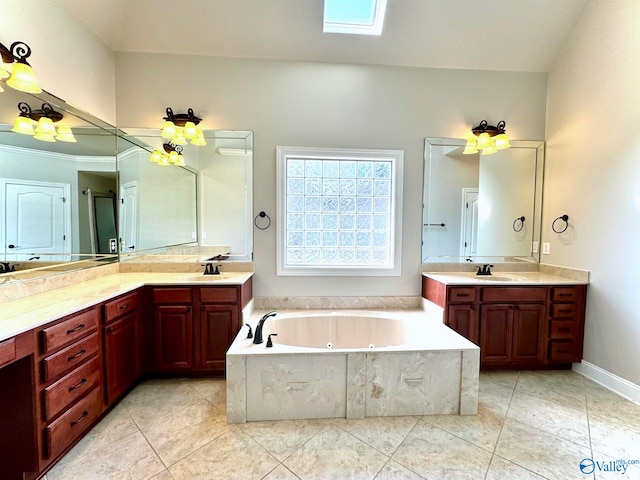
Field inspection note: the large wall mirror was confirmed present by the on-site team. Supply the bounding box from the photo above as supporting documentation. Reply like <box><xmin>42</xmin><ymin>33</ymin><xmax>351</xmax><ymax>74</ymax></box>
<box><xmin>117</xmin><ymin>129</ymin><xmax>253</xmax><ymax>262</ymax></box>
<box><xmin>0</xmin><ymin>88</ymin><xmax>118</xmax><ymax>283</ymax></box>
<box><xmin>423</xmin><ymin>138</ymin><xmax>544</xmax><ymax>263</ymax></box>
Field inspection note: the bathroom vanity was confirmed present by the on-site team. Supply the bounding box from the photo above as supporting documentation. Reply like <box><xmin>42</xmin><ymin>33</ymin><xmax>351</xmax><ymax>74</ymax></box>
<box><xmin>422</xmin><ymin>271</ymin><xmax>587</xmax><ymax>370</ymax></box>
<box><xmin>0</xmin><ymin>271</ymin><xmax>253</xmax><ymax>480</ymax></box>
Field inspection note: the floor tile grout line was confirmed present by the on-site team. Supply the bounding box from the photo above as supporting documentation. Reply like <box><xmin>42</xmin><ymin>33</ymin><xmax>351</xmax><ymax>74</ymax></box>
<box><xmin>483</xmin><ymin>370</ymin><xmax>519</xmax><ymax>480</ymax></box>
<box><xmin>582</xmin><ymin>374</ymin><xmax>597</xmax><ymax>479</ymax></box>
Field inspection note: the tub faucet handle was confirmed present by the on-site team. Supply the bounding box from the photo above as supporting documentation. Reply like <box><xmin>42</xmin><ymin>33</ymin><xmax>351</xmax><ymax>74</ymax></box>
<box><xmin>245</xmin><ymin>323</ymin><xmax>253</xmax><ymax>339</ymax></box>
<box><xmin>266</xmin><ymin>333</ymin><xmax>278</xmax><ymax>348</ymax></box>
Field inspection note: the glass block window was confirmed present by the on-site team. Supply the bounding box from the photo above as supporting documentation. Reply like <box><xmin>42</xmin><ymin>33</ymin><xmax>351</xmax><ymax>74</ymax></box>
<box><xmin>277</xmin><ymin>147</ymin><xmax>403</xmax><ymax>276</ymax></box>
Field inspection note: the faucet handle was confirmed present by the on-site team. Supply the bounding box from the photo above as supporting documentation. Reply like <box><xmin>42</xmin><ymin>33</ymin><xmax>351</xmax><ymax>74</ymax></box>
<box><xmin>266</xmin><ymin>333</ymin><xmax>278</xmax><ymax>348</ymax></box>
<box><xmin>245</xmin><ymin>323</ymin><xmax>253</xmax><ymax>339</ymax></box>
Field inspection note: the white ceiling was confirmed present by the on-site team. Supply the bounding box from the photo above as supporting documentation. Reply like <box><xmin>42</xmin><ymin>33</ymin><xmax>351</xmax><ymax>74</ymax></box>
<box><xmin>55</xmin><ymin>0</ymin><xmax>590</xmax><ymax>73</ymax></box>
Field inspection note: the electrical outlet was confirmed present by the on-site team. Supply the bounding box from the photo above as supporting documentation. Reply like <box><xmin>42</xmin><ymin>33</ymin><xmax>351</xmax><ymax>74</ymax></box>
<box><xmin>201</xmin><ymin>232</ymin><xmax>207</xmax><ymax>240</ymax></box>
<box><xmin>542</xmin><ymin>242</ymin><xmax>551</xmax><ymax>255</ymax></box>
<box><xmin>532</xmin><ymin>241</ymin><xmax>539</xmax><ymax>254</ymax></box>
<box><xmin>109</xmin><ymin>238</ymin><xmax>117</xmax><ymax>253</ymax></box>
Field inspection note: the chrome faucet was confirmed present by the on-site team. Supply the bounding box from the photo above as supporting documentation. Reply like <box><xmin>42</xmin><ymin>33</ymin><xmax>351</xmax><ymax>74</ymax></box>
<box><xmin>476</xmin><ymin>264</ymin><xmax>494</xmax><ymax>276</ymax></box>
<box><xmin>253</xmin><ymin>311</ymin><xmax>277</xmax><ymax>344</ymax></box>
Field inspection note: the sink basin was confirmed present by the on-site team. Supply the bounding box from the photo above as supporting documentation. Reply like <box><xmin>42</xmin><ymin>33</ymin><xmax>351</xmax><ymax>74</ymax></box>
<box><xmin>181</xmin><ymin>274</ymin><xmax>237</xmax><ymax>282</ymax></box>
<box><xmin>476</xmin><ymin>274</ymin><xmax>526</xmax><ymax>282</ymax></box>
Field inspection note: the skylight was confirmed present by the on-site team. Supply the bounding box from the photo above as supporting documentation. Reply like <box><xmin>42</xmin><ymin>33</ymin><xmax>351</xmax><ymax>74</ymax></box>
<box><xmin>323</xmin><ymin>0</ymin><xmax>388</xmax><ymax>36</ymax></box>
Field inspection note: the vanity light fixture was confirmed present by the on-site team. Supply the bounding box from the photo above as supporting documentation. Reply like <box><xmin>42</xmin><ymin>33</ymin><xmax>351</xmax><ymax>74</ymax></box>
<box><xmin>11</xmin><ymin>102</ymin><xmax>76</xmax><ymax>143</ymax></box>
<box><xmin>160</xmin><ymin>107</ymin><xmax>207</xmax><ymax>146</ymax></box>
<box><xmin>149</xmin><ymin>143</ymin><xmax>186</xmax><ymax>167</ymax></box>
<box><xmin>463</xmin><ymin>120</ymin><xmax>510</xmax><ymax>155</ymax></box>
<box><xmin>0</xmin><ymin>41</ymin><xmax>42</xmax><ymax>94</ymax></box>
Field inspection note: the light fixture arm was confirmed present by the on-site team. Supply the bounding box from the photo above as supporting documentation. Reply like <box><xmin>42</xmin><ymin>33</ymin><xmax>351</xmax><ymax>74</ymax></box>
<box><xmin>16</xmin><ymin>102</ymin><xmax>64</xmax><ymax>122</ymax></box>
<box><xmin>471</xmin><ymin>119</ymin><xmax>506</xmax><ymax>137</ymax></box>
<box><xmin>163</xmin><ymin>142</ymin><xmax>183</xmax><ymax>155</ymax></box>
<box><xmin>163</xmin><ymin>107</ymin><xmax>202</xmax><ymax>127</ymax></box>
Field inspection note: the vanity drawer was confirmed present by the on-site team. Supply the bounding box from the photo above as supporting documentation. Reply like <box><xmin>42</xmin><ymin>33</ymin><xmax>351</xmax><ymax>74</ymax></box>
<box><xmin>45</xmin><ymin>386</ymin><xmax>102</xmax><ymax>459</ymax></box>
<box><xmin>549</xmin><ymin>341</ymin><xmax>579</xmax><ymax>362</ymax></box>
<box><xmin>481</xmin><ymin>287</ymin><xmax>546</xmax><ymax>303</ymax></box>
<box><xmin>549</xmin><ymin>320</ymin><xmax>577</xmax><ymax>339</ymax></box>
<box><xmin>42</xmin><ymin>332</ymin><xmax>100</xmax><ymax>383</ymax></box>
<box><xmin>153</xmin><ymin>288</ymin><xmax>192</xmax><ymax>304</ymax></box>
<box><xmin>551</xmin><ymin>287</ymin><xmax>580</xmax><ymax>302</ymax></box>
<box><xmin>550</xmin><ymin>304</ymin><xmax>577</xmax><ymax>317</ymax></box>
<box><xmin>200</xmin><ymin>287</ymin><xmax>239</xmax><ymax>303</ymax></box>
<box><xmin>104</xmin><ymin>292</ymin><xmax>140</xmax><ymax>323</ymax></box>
<box><xmin>0</xmin><ymin>337</ymin><xmax>16</xmax><ymax>368</ymax></box>
<box><xmin>43</xmin><ymin>356</ymin><xmax>101</xmax><ymax>421</ymax></box>
<box><xmin>447</xmin><ymin>287</ymin><xmax>476</xmax><ymax>303</ymax></box>
<box><xmin>41</xmin><ymin>307</ymin><xmax>99</xmax><ymax>354</ymax></box>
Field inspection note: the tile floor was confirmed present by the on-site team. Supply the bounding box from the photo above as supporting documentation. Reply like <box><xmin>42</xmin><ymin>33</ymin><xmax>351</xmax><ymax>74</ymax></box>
<box><xmin>45</xmin><ymin>370</ymin><xmax>640</xmax><ymax>480</ymax></box>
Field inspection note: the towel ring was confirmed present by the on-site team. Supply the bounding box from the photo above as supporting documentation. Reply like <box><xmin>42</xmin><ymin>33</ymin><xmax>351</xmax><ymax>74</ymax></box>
<box><xmin>512</xmin><ymin>216</ymin><xmax>525</xmax><ymax>232</ymax></box>
<box><xmin>254</xmin><ymin>211</ymin><xmax>271</xmax><ymax>230</ymax></box>
<box><xmin>552</xmin><ymin>214</ymin><xmax>569</xmax><ymax>233</ymax></box>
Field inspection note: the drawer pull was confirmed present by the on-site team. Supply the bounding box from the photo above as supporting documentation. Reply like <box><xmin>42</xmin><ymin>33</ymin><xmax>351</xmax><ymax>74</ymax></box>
<box><xmin>558</xmin><ymin>309</ymin><xmax>572</xmax><ymax>313</ymax></box>
<box><xmin>118</xmin><ymin>303</ymin><xmax>131</xmax><ymax>310</ymax></box>
<box><xmin>404</xmin><ymin>377</ymin><xmax>424</xmax><ymax>387</ymax></box>
<box><xmin>66</xmin><ymin>324</ymin><xmax>85</xmax><ymax>334</ymax></box>
<box><xmin>67</xmin><ymin>349</ymin><xmax>86</xmax><ymax>361</ymax></box>
<box><xmin>107</xmin><ymin>327</ymin><xmax>115</xmax><ymax>333</ymax></box>
<box><xmin>456</xmin><ymin>293</ymin><xmax>470</xmax><ymax>297</ymax></box>
<box><xmin>557</xmin><ymin>349</ymin><xmax>570</xmax><ymax>354</ymax></box>
<box><xmin>68</xmin><ymin>377</ymin><xmax>87</xmax><ymax>392</ymax></box>
<box><xmin>70</xmin><ymin>411</ymin><xmax>89</xmax><ymax>426</ymax></box>
<box><xmin>558</xmin><ymin>327</ymin><xmax>571</xmax><ymax>332</ymax></box>
<box><xmin>558</xmin><ymin>293</ymin><xmax>572</xmax><ymax>297</ymax></box>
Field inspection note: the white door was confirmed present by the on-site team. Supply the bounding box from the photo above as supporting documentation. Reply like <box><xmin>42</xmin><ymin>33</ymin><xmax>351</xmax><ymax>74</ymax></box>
<box><xmin>119</xmin><ymin>181</ymin><xmax>138</xmax><ymax>254</ymax></box>
<box><xmin>460</xmin><ymin>188</ymin><xmax>479</xmax><ymax>257</ymax></box>
<box><xmin>1</xmin><ymin>179</ymin><xmax>71</xmax><ymax>260</ymax></box>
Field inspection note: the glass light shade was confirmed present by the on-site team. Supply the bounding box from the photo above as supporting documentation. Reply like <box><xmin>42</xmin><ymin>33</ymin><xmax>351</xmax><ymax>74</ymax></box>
<box><xmin>33</xmin><ymin>132</ymin><xmax>56</xmax><ymax>142</ymax></box>
<box><xmin>481</xmin><ymin>144</ymin><xmax>498</xmax><ymax>155</ymax></box>
<box><xmin>158</xmin><ymin>155</ymin><xmax>171</xmax><ymax>166</ymax></box>
<box><xmin>175</xmin><ymin>154</ymin><xmax>186</xmax><ymax>167</ymax></box>
<box><xmin>463</xmin><ymin>138</ymin><xmax>478</xmax><ymax>155</ymax></box>
<box><xmin>183</xmin><ymin>121</ymin><xmax>198</xmax><ymax>139</ymax></box>
<box><xmin>12</xmin><ymin>115</ymin><xmax>35</xmax><ymax>135</ymax></box>
<box><xmin>172</xmin><ymin>131</ymin><xmax>187</xmax><ymax>145</ymax></box>
<box><xmin>169</xmin><ymin>150</ymin><xmax>180</xmax><ymax>163</ymax></box>
<box><xmin>161</xmin><ymin>120</ymin><xmax>177</xmax><ymax>139</ymax></box>
<box><xmin>494</xmin><ymin>133</ymin><xmax>511</xmax><ymax>150</ymax></box>
<box><xmin>0</xmin><ymin>66</ymin><xmax>8</xmax><ymax>80</ymax></box>
<box><xmin>191</xmin><ymin>131</ymin><xmax>207</xmax><ymax>146</ymax></box>
<box><xmin>35</xmin><ymin>117</ymin><xmax>57</xmax><ymax>136</ymax></box>
<box><xmin>6</xmin><ymin>62</ymin><xmax>42</xmax><ymax>94</ymax></box>
<box><xmin>476</xmin><ymin>132</ymin><xmax>492</xmax><ymax>149</ymax></box>
<box><xmin>150</xmin><ymin>150</ymin><xmax>164</xmax><ymax>163</ymax></box>
<box><xmin>55</xmin><ymin>126</ymin><xmax>76</xmax><ymax>143</ymax></box>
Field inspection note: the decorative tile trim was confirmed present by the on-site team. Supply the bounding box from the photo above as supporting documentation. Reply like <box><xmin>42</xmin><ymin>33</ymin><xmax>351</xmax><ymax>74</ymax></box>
<box><xmin>253</xmin><ymin>296</ymin><xmax>422</xmax><ymax>310</ymax></box>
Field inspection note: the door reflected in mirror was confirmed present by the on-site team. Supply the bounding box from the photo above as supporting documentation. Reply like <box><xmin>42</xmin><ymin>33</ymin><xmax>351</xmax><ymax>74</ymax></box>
<box><xmin>423</xmin><ymin>138</ymin><xmax>544</xmax><ymax>263</ymax></box>
<box><xmin>117</xmin><ymin>129</ymin><xmax>253</xmax><ymax>262</ymax></box>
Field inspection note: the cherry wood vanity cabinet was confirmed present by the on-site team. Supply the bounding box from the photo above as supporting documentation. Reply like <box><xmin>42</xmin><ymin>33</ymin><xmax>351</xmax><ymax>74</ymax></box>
<box><xmin>35</xmin><ymin>305</ymin><xmax>105</xmax><ymax>472</ymax></box>
<box><xmin>103</xmin><ymin>291</ymin><xmax>143</xmax><ymax>404</ymax></box>
<box><xmin>422</xmin><ymin>276</ymin><xmax>587</xmax><ymax>370</ymax></box>
<box><xmin>149</xmin><ymin>278</ymin><xmax>253</xmax><ymax>374</ymax></box>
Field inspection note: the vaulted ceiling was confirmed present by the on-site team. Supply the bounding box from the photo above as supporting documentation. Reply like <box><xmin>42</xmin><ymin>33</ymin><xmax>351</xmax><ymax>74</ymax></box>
<box><xmin>55</xmin><ymin>0</ymin><xmax>590</xmax><ymax>73</ymax></box>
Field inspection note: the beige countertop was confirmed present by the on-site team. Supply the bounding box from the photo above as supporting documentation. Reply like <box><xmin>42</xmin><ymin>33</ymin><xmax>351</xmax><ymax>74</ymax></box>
<box><xmin>0</xmin><ymin>271</ymin><xmax>253</xmax><ymax>342</ymax></box>
<box><xmin>423</xmin><ymin>271</ymin><xmax>589</xmax><ymax>286</ymax></box>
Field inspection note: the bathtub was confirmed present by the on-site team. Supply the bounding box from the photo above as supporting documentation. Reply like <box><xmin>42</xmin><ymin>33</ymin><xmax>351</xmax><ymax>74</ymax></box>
<box><xmin>226</xmin><ymin>310</ymin><xmax>479</xmax><ymax>423</ymax></box>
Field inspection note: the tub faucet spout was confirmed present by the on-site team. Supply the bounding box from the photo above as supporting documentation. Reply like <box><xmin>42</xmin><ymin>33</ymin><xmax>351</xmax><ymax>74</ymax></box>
<box><xmin>253</xmin><ymin>311</ymin><xmax>277</xmax><ymax>344</ymax></box>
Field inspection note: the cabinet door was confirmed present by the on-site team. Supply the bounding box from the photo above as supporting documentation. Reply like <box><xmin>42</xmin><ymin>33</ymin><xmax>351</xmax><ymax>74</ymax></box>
<box><xmin>154</xmin><ymin>305</ymin><xmax>194</xmax><ymax>371</ymax></box>
<box><xmin>199</xmin><ymin>305</ymin><xmax>239</xmax><ymax>372</ymax></box>
<box><xmin>480</xmin><ymin>304</ymin><xmax>513</xmax><ymax>365</ymax></box>
<box><xmin>104</xmin><ymin>312</ymin><xmax>139</xmax><ymax>403</ymax></box>
<box><xmin>446</xmin><ymin>304</ymin><xmax>478</xmax><ymax>345</ymax></box>
<box><xmin>512</xmin><ymin>304</ymin><xmax>545</xmax><ymax>364</ymax></box>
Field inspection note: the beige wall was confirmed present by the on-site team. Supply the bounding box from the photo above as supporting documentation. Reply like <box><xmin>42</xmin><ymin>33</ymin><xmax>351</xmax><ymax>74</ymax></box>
<box><xmin>544</xmin><ymin>0</ymin><xmax>640</xmax><ymax>384</ymax></box>
<box><xmin>116</xmin><ymin>53</ymin><xmax>547</xmax><ymax>297</ymax></box>
<box><xmin>0</xmin><ymin>0</ymin><xmax>116</xmax><ymax>124</ymax></box>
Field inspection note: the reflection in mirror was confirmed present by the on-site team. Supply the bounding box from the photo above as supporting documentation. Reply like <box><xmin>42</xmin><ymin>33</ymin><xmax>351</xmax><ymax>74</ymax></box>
<box><xmin>117</xmin><ymin>129</ymin><xmax>253</xmax><ymax>262</ymax></box>
<box><xmin>423</xmin><ymin>138</ymin><xmax>544</xmax><ymax>263</ymax></box>
<box><xmin>0</xmin><ymin>87</ymin><xmax>118</xmax><ymax>283</ymax></box>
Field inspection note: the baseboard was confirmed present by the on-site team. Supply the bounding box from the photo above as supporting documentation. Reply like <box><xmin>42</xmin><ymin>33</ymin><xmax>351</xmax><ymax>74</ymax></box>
<box><xmin>573</xmin><ymin>360</ymin><xmax>640</xmax><ymax>405</ymax></box>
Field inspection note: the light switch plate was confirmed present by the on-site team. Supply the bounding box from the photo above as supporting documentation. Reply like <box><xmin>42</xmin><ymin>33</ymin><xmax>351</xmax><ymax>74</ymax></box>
<box><xmin>532</xmin><ymin>241</ymin><xmax>539</xmax><ymax>253</ymax></box>
<box><xmin>542</xmin><ymin>242</ymin><xmax>551</xmax><ymax>255</ymax></box>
